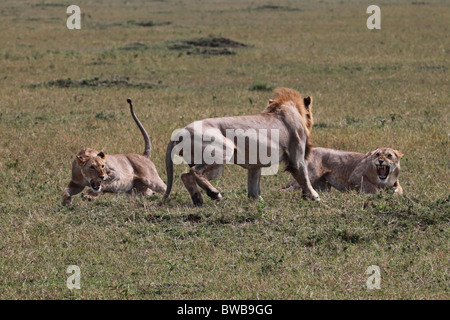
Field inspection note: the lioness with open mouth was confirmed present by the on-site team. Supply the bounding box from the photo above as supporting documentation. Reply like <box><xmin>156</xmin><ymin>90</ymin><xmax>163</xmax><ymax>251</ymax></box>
<box><xmin>282</xmin><ymin>147</ymin><xmax>403</xmax><ymax>195</ymax></box>
<box><xmin>62</xmin><ymin>99</ymin><xmax>166</xmax><ymax>205</ymax></box>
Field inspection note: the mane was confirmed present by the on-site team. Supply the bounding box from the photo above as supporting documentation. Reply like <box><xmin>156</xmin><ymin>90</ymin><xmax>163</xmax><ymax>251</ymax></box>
<box><xmin>263</xmin><ymin>87</ymin><xmax>314</xmax><ymax>160</ymax></box>
<box><xmin>264</xmin><ymin>87</ymin><xmax>306</xmax><ymax>118</ymax></box>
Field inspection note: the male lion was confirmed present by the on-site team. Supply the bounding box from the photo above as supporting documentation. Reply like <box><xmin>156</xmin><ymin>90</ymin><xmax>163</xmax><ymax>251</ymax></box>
<box><xmin>282</xmin><ymin>147</ymin><xmax>403</xmax><ymax>195</ymax></box>
<box><xmin>62</xmin><ymin>99</ymin><xmax>166</xmax><ymax>205</ymax></box>
<box><xmin>163</xmin><ymin>87</ymin><xmax>320</xmax><ymax>206</ymax></box>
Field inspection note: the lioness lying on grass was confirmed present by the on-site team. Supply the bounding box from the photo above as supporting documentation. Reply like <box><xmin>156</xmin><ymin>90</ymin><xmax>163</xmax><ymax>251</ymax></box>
<box><xmin>62</xmin><ymin>99</ymin><xmax>166</xmax><ymax>205</ymax></box>
<box><xmin>282</xmin><ymin>147</ymin><xmax>403</xmax><ymax>195</ymax></box>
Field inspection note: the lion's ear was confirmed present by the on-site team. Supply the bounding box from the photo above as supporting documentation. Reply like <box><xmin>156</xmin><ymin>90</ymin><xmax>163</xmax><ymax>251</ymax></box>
<box><xmin>394</xmin><ymin>150</ymin><xmax>404</xmax><ymax>158</ymax></box>
<box><xmin>97</xmin><ymin>152</ymin><xmax>106</xmax><ymax>159</ymax></box>
<box><xmin>76</xmin><ymin>155</ymin><xmax>87</xmax><ymax>166</ymax></box>
<box><xmin>304</xmin><ymin>96</ymin><xmax>313</xmax><ymax>109</ymax></box>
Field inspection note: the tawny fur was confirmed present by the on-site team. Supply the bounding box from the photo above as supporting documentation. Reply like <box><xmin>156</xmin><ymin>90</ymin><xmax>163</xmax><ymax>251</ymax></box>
<box><xmin>282</xmin><ymin>147</ymin><xmax>403</xmax><ymax>195</ymax></box>
<box><xmin>163</xmin><ymin>87</ymin><xmax>319</xmax><ymax>206</ymax></box>
<box><xmin>62</xmin><ymin>99</ymin><xmax>166</xmax><ymax>205</ymax></box>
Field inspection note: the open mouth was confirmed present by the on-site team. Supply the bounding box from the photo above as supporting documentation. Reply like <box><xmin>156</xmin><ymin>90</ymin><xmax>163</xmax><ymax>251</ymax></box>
<box><xmin>376</xmin><ymin>165</ymin><xmax>390</xmax><ymax>180</ymax></box>
<box><xmin>90</xmin><ymin>180</ymin><xmax>102</xmax><ymax>192</ymax></box>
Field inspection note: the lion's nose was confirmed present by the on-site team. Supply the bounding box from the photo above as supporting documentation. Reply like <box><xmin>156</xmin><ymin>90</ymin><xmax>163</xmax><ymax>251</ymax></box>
<box><xmin>99</xmin><ymin>175</ymin><xmax>105</xmax><ymax>180</ymax></box>
<box><xmin>377</xmin><ymin>160</ymin><xmax>384</xmax><ymax>165</ymax></box>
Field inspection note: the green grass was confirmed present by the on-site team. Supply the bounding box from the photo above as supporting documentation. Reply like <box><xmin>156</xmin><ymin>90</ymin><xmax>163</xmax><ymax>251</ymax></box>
<box><xmin>0</xmin><ymin>0</ymin><xmax>448</xmax><ymax>299</ymax></box>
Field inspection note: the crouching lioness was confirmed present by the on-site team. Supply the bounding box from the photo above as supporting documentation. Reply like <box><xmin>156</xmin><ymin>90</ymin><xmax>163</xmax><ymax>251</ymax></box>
<box><xmin>163</xmin><ymin>88</ymin><xmax>320</xmax><ymax>206</ymax></box>
<box><xmin>282</xmin><ymin>147</ymin><xmax>404</xmax><ymax>195</ymax></box>
<box><xmin>62</xmin><ymin>99</ymin><xmax>166</xmax><ymax>205</ymax></box>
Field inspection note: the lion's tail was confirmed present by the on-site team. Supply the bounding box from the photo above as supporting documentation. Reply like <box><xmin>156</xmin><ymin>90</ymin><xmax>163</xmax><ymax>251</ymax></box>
<box><xmin>127</xmin><ymin>98</ymin><xmax>151</xmax><ymax>158</ymax></box>
<box><xmin>162</xmin><ymin>140</ymin><xmax>175</xmax><ymax>203</ymax></box>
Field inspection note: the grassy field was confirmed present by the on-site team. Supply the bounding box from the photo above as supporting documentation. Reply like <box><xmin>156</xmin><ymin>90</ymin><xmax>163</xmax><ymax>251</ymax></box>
<box><xmin>0</xmin><ymin>0</ymin><xmax>448</xmax><ymax>299</ymax></box>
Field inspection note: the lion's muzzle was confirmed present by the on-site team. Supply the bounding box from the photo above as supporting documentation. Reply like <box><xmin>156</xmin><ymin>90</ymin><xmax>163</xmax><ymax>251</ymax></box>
<box><xmin>89</xmin><ymin>177</ymin><xmax>105</xmax><ymax>192</ymax></box>
<box><xmin>376</xmin><ymin>160</ymin><xmax>390</xmax><ymax>180</ymax></box>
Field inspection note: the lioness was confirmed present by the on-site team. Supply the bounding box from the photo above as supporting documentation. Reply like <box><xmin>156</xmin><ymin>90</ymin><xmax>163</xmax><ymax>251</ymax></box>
<box><xmin>163</xmin><ymin>87</ymin><xmax>320</xmax><ymax>206</ymax></box>
<box><xmin>282</xmin><ymin>147</ymin><xmax>403</xmax><ymax>195</ymax></box>
<box><xmin>62</xmin><ymin>99</ymin><xmax>166</xmax><ymax>205</ymax></box>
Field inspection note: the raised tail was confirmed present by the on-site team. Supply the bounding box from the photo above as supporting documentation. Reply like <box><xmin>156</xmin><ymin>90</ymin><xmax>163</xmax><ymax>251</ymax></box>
<box><xmin>126</xmin><ymin>98</ymin><xmax>151</xmax><ymax>158</ymax></box>
<box><xmin>162</xmin><ymin>140</ymin><xmax>175</xmax><ymax>203</ymax></box>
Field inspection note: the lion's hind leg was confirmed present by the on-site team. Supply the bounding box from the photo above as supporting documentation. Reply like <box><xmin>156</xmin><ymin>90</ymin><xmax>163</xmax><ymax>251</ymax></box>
<box><xmin>193</xmin><ymin>164</ymin><xmax>223</xmax><ymax>201</ymax></box>
<box><xmin>126</xmin><ymin>187</ymin><xmax>155</xmax><ymax>197</ymax></box>
<box><xmin>142</xmin><ymin>189</ymin><xmax>156</xmax><ymax>196</ymax></box>
<box><xmin>181</xmin><ymin>171</ymin><xmax>204</xmax><ymax>206</ymax></box>
<box><xmin>313</xmin><ymin>176</ymin><xmax>331</xmax><ymax>192</ymax></box>
<box><xmin>140</xmin><ymin>177</ymin><xmax>167</xmax><ymax>195</ymax></box>
<box><xmin>280</xmin><ymin>179</ymin><xmax>301</xmax><ymax>191</ymax></box>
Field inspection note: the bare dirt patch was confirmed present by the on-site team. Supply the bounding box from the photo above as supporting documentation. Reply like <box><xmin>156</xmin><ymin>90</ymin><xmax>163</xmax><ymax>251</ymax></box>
<box><xmin>167</xmin><ymin>36</ymin><xmax>249</xmax><ymax>56</ymax></box>
<box><xmin>28</xmin><ymin>77</ymin><xmax>158</xmax><ymax>89</ymax></box>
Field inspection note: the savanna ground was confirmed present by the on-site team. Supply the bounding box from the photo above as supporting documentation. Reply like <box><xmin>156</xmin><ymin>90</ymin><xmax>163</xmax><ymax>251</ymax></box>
<box><xmin>0</xmin><ymin>0</ymin><xmax>448</xmax><ymax>300</ymax></box>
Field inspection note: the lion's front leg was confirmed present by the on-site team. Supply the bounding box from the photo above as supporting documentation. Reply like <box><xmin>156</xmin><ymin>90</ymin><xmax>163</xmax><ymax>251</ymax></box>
<box><xmin>81</xmin><ymin>189</ymin><xmax>101</xmax><ymax>202</ymax></box>
<box><xmin>288</xmin><ymin>163</ymin><xmax>320</xmax><ymax>201</ymax></box>
<box><xmin>247</xmin><ymin>167</ymin><xmax>262</xmax><ymax>199</ymax></box>
<box><xmin>393</xmin><ymin>180</ymin><xmax>403</xmax><ymax>196</ymax></box>
<box><xmin>62</xmin><ymin>181</ymin><xmax>85</xmax><ymax>205</ymax></box>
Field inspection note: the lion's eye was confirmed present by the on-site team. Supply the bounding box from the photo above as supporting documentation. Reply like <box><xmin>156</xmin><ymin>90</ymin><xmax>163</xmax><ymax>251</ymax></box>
<box><xmin>376</xmin><ymin>153</ymin><xmax>380</xmax><ymax>157</ymax></box>
<box><xmin>387</xmin><ymin>154</ymin><xmax>392</xmax><ymax>158</ymax></box>
<box><xmin>102</xmin><ymin>165</ymin><xmax>105</xmax><ymax>168</ymax></box>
